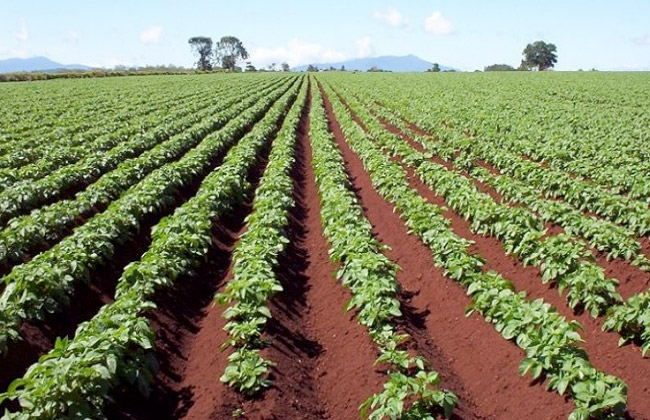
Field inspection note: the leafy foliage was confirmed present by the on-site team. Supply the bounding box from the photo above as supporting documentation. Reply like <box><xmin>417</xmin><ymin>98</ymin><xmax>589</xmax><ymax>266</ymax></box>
<box><xmin>320</xmin><ymin>78</ymin><xmax>628</xmax><ymax>419</ymax></box>
<box><xmin>0</xmin><ymin>77</ymin><xmax>296</xmax><ymax>353</ymax></box>
<box><xmin>522</xmin><ymin>40</ymin><xmax>558</xmax><ymax>71</ymax></box>
<box><xmin>216</xmin><ymin>79</ymin><xmax>308</xmax><ymax>393</ymax></box>
<box><xmin>0</xmin><ymin>77</ymin><xmax>302</xmax><ymax>419</ymax></box>
<box><xmin>310</xmin><ymin>81</ymin><xmax>457</xmax><ymax>419</ymax></box>
<box><xmin>188</xmin><ymin>36</ymin><xmax>214</xmax><ymax>70</ymax></box>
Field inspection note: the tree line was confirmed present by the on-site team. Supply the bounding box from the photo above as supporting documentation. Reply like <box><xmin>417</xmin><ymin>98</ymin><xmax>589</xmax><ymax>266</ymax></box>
<box><xmin>187</xmin><ymin>37</ymin><xmax>558</xmax><ymax>73</ymax></box>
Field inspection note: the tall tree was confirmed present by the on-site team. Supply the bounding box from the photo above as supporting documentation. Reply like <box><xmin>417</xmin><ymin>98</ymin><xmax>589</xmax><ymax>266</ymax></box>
<box><xmin>188</xmin><ymin>36</ymin><xmax>213</xmax><ymax>70</ymax></box>
<box><xmin>281</xmin><ymin>62</ymin><xmax>290</xmax><ymax>72</ymax></box>
<box><xmin>215</xmin><ymin>36</ymin><xmax>249</xmax><ymax>71</ymax></box>
<box><xmin>430</xmin><ymin>63</ymin><xmax>441</xmax><ymax>72</ymax></box>
<box><xmin>521</xmin><ymin>41</ymin><xmax>558</xmax><ymax>71</ymax></box>
<box><xmin>245</xmin><ymin>61</ymin><xmax>256</xmax><ymax>72</ymax></box>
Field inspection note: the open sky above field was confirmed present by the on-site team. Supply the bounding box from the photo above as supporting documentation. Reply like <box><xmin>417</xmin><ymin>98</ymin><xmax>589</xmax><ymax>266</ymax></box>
<box><xmin>1</xmin><ymin>0</ymin><xmax>649</xmax><ymax>71</ymax></box>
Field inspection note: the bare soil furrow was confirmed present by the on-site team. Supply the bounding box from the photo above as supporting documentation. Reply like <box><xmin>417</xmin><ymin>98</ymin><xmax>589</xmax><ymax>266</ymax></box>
<box><xmin>319</xmin><ymin>85</ymin><xmax>573</xmax><ymax>420</ymax></box>
<box><xmin>378</xmin><ymin>114</ymin><xmax>650</xmax><ymax>419</ymax></box>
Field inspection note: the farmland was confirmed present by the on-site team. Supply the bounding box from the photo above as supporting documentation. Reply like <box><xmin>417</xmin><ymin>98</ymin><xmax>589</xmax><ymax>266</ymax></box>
<box><xmin>1</xmin><ymin>71</ymin><xmax>650</xmax><ymax>419</ymax></box>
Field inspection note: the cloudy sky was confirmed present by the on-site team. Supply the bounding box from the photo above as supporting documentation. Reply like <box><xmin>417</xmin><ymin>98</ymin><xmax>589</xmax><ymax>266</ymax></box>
<box><xmin>1</xmin><ymin>0</ymin><xmax>649</xmax><ymax>71</ymax></box>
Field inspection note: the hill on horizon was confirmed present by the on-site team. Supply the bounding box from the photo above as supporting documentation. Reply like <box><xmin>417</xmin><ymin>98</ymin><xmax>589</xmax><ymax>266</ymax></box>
<box><xmin>292</xmin><ymin>54</ymin><xmax>453</xmax><ymax>72</ymax></box>
<box><xmin>0</xmin><ymin>56</ymin><xmax>91</xmax><ymax>74</ymax></box>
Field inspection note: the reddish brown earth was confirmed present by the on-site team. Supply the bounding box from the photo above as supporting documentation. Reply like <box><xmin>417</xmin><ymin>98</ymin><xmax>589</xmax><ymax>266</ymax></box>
<box><xmin>108</xmin><ymin>195</ymin><xmax>251</xmax><ymax>420</ymax></box>
<box><xmin>319</xmin><ymin>84</ymin><xmax>574</xmax><ymax>419</ymax></box>
<box><xmin>249</xmin><ymin>92</ymin><xmax>385</xmax><ymax>419</ymax></box>
<box><xmin>354</xmin><ymin>100</ymin><xmax>650</xmax><ymax>419</ymax></box>
<box><xmin>110</xmin><ymin>88</ymin><xmax>385</xmax><ymax>420</ymax></box>
<box><xmin>377</xmin><ymin>106</ymin><xmax>650</xmax><ymax>301</ymax></box>
<box><xmin>7</xmin><ymin>79</ymin><xmax>650</xmax><ymax>420</ymax></box>
<box><xmin>0</xmin><ymin>112</ymin><xmax>252</xmax><ymax>402</ymax></box>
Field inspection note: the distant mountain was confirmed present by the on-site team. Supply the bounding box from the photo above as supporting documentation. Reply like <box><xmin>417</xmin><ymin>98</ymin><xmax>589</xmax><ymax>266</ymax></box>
<box><xmin>0</xmin><ymin>56</ymin><xmax>91</xmax><ymax>73</ymax></box>
<box><xmin>292</xmin><ymin>54</ymin><xmax>453</xmax><ymax>72</ymax></box>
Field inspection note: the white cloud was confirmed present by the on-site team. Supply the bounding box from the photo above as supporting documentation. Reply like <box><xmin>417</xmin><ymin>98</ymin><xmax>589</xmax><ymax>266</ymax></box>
<box><xmin>13</xmin><ymin>19</ymin><xmax>28</xmax><ymax>42</ymax></box>
<box><xmin>634</xmin><ymin>34</ymin><xmax>650</xmax><ymax>46</ymax></box>
<box><xmin>250</xmin><ymin>39</ymin><xmax>346</xmax><ymax>68</ymax></box>
<box><xmin>424</xmin><ymin>12</ymin><xmax>453</xmax><ymax>36</ymax></box>
<box><xmin>139</xmin><ymin>26</ymin><xmax>163</xmax><ymax>44</ymax></box>
<box><xmin>64</xmin><ymin>30</ymin><xmax>80</xmax><ymax>43</ymax></box>
<box><xmin>355</xmin><ymin>36</ymin><xmax>373</xmax><ymax>57</ymax></box>
<box><xmin>372</xmin><ymin>7</ymin><xmax>408</xmax><ymax>28</ymax></box>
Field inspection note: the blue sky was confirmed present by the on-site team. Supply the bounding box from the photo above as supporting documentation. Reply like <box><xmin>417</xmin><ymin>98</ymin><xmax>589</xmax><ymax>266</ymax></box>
<box><xmin>1</xmin><ymin>0</ymin><xmax>649</xmax><ymax>71</ymax></box>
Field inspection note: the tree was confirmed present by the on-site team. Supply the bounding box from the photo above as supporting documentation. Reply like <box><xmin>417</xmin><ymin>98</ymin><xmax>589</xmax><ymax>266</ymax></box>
<box><xmin>245</xmin><ymin>61</ymin><xmax>256</xmax><ymax>72</ymax></box>
<box><xmin>430</xmin><ymin>63</ymin><xmax>441</xmax><ymax>72</ymax></box>
<box><xmin>340</xmin><ymin>65</ymin><xmax>346</xmax><ymax>71</ymax></box>
<box><xmin>281</xmin><ymin>62</ymin><xmax>290</xmax><ymax>72</ymax></box>
<box><xmin>215</xmin><ymin>36</ymin><xmax>249</xmax><ymax>71</ymax></box>
<box><xmin>521</xmin><ymin>41</ymin><xmax>557</xmax><ymax>71</ymax></box>
<box><xmin>484</xmin><ymin>64</ymin><xmax>516</xmax><ymax>72</ymax></box>
<box><xmin>188</xmin><ymin>36</ymin><xmax>213</xmax><ymax>70</ymax></box>
<box><xmin>307</xmin><ymin>64</ymin><xmax>318</xmax><ymax>72</ymax></box>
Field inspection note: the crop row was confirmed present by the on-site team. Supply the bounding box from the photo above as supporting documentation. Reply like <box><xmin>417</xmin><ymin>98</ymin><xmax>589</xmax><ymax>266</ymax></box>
<box><xmin>0</xmin><ymin>77</ymin><xmax>288</xmax><ymax>227</ymax></box>
<box><xmin>0</xmin><ymin>82</ymin><xmax>129</xmax><ymax>149</ymax></box>
<box><xmin>215</xmin><ymin>80</ymin><xmax>307</xmax><ymax>393</ymax></box>
<box><xmin>310</xmin><ymin>81</ymin><xmax>457</xmax><ymax>419</ymax></box>
<box><xmin>356</xmin><ymin>94</ymin><xmax>649</xmax><ymax>269</ymax></box>
<box><xmin>319</xmin><ymin>79</ymin><xmax>627</xmax><ymax>420</ymax></box>
<box><xmin>0</xmin><ymin>77</ymin><xmax>302</xmax><ymax>419</ymax></box>
<box><xmin>329</xmin><ymin>83</ymin><xmax>622</xmax><ymax>318</ymax></box>
<box><xmin>366</xmin><ymin>73</ymin><xmax>650</xmax><ymax>202</ymax></box>
<box><xmin>0</xmin><ymin>77</ymin><xmax>297</xmax><ymax>353</ymax></box>
<box><xmin>0</xmin><ymin>77</ymin><xmax>289</xmax><ymax>269</ymax></box>
<box><xmin>0</xmin><ymin>76</ymin><xmax>214</xmax><ymax>154</ymax></box>
<box><xmin>0</xmin><ymin>85</ymin><xmax>208</xmax><ymax>172</ymax></box>
<box><xmin>0</xmin><ymin>88</ymin><xmax>210</xmax><ymax>191</ymax></box>
<box><xmin>330</xmin><ymin>75</ymin><xmax>650</xmax><ymax>236</ymax></box>
<box><xmin>331</xmin><ymin>80</ymin><xmax>650</xmax><ymax>358</ymax></box>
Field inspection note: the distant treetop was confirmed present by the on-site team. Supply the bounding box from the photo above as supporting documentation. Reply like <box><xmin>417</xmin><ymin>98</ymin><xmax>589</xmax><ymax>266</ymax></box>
<box><xmin>521</xmin><ymin>41</ymin><xmax>558</xmax><ymax>71</ymax></box>
<box><xmin>484</xmin><ymin>64</ymin><xmax>516</xmax><ymax>72</ymax></box>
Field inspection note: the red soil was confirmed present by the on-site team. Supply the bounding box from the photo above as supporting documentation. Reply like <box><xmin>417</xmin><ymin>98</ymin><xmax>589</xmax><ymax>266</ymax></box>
<box><xmin>110</xmin><ymin>88</ymin><xmax>385</xmax><ymax>420</ymax></box>
<box><xmin>251</xmin><ymin>93</ymin><xmax>385</xmax><ymax>418</ymax></box>
<box><xmin>381</xmin><ymin>111</ymin><xmax>650</xmax><ymax>301</ymax></box>
<box><xmin>0</xmin><ymin>118</ymin><xmax>245</xmax><ymax>402</ymax></box>
<box><xmin>108</xmin><ymin>199</ymin><xmax>250</xmax><ymax>420</ymax></box>
<box><xmin>319</xmin><ymin>84</ymin><xmax>574</xmax><ymax>419</ymax></box>
<box><xmin>370</xmin><ymin>110</ymin><xmax>650</xmax><ymax>419</ymax></box>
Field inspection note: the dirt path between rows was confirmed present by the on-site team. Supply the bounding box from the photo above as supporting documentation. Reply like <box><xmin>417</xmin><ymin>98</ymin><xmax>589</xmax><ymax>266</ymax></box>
<box><xmin>110</xmin><ymin>85</ymin><xmax>385</xmax><ymax>419</ymax></box>
<box><xmin>375</xmin><ymin>104</ymin><xmax>650</xmax><ymax>301</ymax></box>
<box><xmin>0</xmin><ymin>84</ymin><xmax>297</xmax><ymax>400</ymax></box>
<box><xmin>363</xmin><ymin>103</ymin><xmax>650</xmax><ymax>419</ymax></box>
<box><xmin>318</xmin><ymin>83</ymin><xmax>573</xmax><ymax>420</ymax></box>
<box><xmin>0</xmin><ymin>144</ymin><xmax>232</xmax><ymax>397</ymax></box>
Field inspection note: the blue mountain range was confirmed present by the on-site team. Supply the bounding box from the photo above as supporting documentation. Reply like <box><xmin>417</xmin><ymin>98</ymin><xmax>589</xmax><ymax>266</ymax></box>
<box><xmin>292</xmin><ymin>54</ymin><xmax>453</xmax><ymax>72</ymax></box>
<box><xmin>0</xmin><ymin>56</ymin><xmax>91</xmax><ymax>74</ymax></box>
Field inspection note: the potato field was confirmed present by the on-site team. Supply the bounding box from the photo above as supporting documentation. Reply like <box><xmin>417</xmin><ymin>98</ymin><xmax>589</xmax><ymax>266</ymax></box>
<box><xmin>1</xmin><ymin>72</ymin><xmax>650</xmax><ymax>420</ymax></box>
